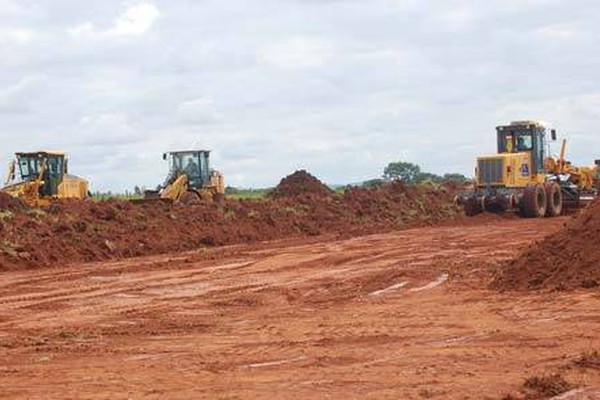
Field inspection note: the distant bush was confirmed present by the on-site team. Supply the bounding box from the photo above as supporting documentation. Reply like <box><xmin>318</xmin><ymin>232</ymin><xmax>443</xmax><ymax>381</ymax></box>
<box><xmin>383</xmin><ymin>161</ymin><xmax>469</xmax><ymax>185</ymax></box>
<box><xmin>225</xmin><ymin>187</ymin><xmax>270</xmax><ymax>200</ymax></box>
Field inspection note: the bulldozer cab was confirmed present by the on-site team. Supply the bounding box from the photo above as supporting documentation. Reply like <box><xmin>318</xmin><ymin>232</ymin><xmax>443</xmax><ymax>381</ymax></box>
<box><xmin>164</xmin><ymin>150</ymin><xmax>211</xmax><ymax>189</ymax></box>
<box><xmin>15</xmin><ymin>152</ymin><xmax>66</xmax><ymax>196</ymax></box>
<box><xmin>496</xmin><ymin>121</ymin><xmax>548</xmax><ymax>175</ymax></box>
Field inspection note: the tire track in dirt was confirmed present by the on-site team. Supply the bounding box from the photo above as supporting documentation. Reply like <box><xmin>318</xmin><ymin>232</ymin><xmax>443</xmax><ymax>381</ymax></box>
<box><xmin>4</xmin><ymin>217</ymin><xmax>598</xmax><ymax>400</ymax></box>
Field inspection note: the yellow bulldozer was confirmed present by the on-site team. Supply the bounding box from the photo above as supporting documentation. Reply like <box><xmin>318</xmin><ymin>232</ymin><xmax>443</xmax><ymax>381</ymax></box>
<box><xmin>143</xmin><ymin>150</ymin><xmax>225</xmax><ymax>204</ymax></box>
<box><xmin>1</xmin><ymin>151</ymin><xmax>89</xmax><ymax>207</ymax></box>
<box><xmin>457</xmin><ymin>121</ymin><xmax>599</xmax><ymax>218</ymax></box>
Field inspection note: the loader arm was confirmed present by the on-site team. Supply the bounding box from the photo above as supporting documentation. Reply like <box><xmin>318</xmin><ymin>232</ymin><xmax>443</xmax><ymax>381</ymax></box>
<box><xmin>558</xmin><ymin>139</ymin><xmax>567</xmax><ymax>174</ymax></box>
<box><xmin>4</xmin><ymin>161</ymin><xmax>15</xmax><ymax>186</ymax></box>
<box><xmin>160</xmin><ymin>174</ymin><xmax>189</xmax><ymax>201</ymax></box>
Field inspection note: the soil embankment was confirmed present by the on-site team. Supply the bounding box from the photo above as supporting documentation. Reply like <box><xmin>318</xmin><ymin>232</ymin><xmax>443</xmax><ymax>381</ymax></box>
<box><xmin>493</xmin><ymin>198</ymin><xmax>600</xmax><ymax>291</ymax></box>
<box><xmin>0</xmin><ymin>171</ymin><xmax>461</xmax><ymax>270</ymax></box>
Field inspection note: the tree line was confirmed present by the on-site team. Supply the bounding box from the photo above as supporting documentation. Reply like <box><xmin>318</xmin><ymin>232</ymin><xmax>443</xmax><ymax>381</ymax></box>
<box><xmin>363</xmin><ymin>161</ymin><xmax>470</xmax><ymax>188</ymax></box>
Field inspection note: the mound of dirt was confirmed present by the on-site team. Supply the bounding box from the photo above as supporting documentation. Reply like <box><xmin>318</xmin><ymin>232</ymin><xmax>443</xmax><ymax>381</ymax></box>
<box><xmin>502</xmin><ymin>373</ymin><xmax>572</xmax><ymax>400</ymax></box>
<box><xmin>268</xmin><ymin>170</ymin><xmax>333</xmax><ymax>199</ymax></box>
<box><xmin>0</xmin><ymin>173</ymin><xmax>463</xmax><ymax>271</ymax></box>
<box><xmin>493</xmin><ymin>199</ymin><xmax>600</xmax><ymax>291</ymax></box>
<box><xmin>342</xmin><ymin>181</ymin><xmax>458</xmax><ymax>226</ymax></box>
<box><xmin>0</xmin><ymin>192</ymin><xmax>26</xmax><ymax>212</ymax></box>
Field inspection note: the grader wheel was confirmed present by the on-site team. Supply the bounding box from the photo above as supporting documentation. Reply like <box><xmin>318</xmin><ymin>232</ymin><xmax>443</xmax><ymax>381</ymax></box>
<box><xmin>463</xmin><ymin>198</ymin><xmax>483</xmax><ymax>217</ymax></box>
<box><xmin>520</xmin><ymin>184</ymin><xmax>547</xmax><ymax>218</ymax></box>
<box><xmin>544</xmin><ymin>182</ymin><xmax>563</xmax><ymax>217</ymax></box>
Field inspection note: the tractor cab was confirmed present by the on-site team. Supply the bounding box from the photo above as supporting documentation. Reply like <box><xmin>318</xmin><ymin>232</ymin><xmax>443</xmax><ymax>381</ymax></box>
<box><xmin>11</xmin><ymin>152</ymin><xmax>67</xmax><ymax>196</ymax></box>
<box><xmin>496</xmin><ymin>121</ymin><xmax>553</xmax><ymax>176</ymax></box>
<box><xmin>2</xmin><ymin>151</ymin><xmax>88</xmax><ymax>207</ymax></box>
<box><xmin>163</xmin><ymin>150</ymin><xmax>211</xmax><ymax>189</ymax></box>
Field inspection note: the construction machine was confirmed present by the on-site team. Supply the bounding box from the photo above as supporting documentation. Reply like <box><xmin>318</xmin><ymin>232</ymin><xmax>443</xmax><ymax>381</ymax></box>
<box><xmin>1</xmin><ymin>151</ymin><xmax>89</xmax><ymax>207</ymax></box>
<box><xmin>143</xmin><ymin>150</ymin><xmax>225</xmax><ymax>204</ymax></box>
<box><xmin>456</xmin><ymin>121</ymin><xmax>599</xmax><ymax>218</ymax></box>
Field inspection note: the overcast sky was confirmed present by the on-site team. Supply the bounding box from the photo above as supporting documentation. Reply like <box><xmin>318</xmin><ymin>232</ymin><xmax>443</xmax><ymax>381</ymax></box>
<box><xmin>1</xmin><ymin>0</ymin><xmax>599</xmax><ymax>191</ymax></box>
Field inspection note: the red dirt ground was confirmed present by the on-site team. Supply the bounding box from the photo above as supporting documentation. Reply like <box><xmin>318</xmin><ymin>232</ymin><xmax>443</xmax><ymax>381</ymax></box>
<box><xmin>494</xmin><ymin>199</ymin><xmax>600</xmax><ymax>291</ymax></box>
<box><xmin>0</xmin><ymin>177</ymin><xmax>461</xmax><ymax>271</ymax></box>
<box><xmin>2</xmin><ymin>216</ymin><xmax>600</xmax><ymax>399</ymax></box>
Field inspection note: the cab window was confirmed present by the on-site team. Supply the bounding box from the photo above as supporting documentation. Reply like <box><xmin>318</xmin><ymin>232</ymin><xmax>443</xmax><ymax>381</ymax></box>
<box><xmin>19</xmin><ymin>157</ymin><xmax>41</xmax><ymax>180</ymax></box>
<box><xmin>516</xmin><ymin>135</ymin><xmax>533</xmax><ymax>151</ymax></box>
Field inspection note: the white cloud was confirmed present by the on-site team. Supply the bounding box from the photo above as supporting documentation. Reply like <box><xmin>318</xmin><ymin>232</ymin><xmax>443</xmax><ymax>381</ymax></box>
<box><xmin>4</xmin><ymin>0</ymin><xmax>600</xmax><ymax>190</ymax></box>
<box><xmin>67</xmin><ymin>22</ymin><xmax>95</xmax><ymax>39</ymax></box>
<box><xmin>0</xmin><ymin>0</ymin><xmax>24</xmax><ymax>18</ymax></box>
<box><xmin>68</xmin><ymin>3</ymin><xmax>160</xmax><ymax>40</ymax></box>
<box><xmin>536</xmin><ymin>24</ymin><xmax>582</xmax><ymax>40</ymax></box>
<box><xmin>0</xmin><ymin>28</ymin><xmax>35</xmax><ymax>44</ymax></box>
<box><xmin>178</xmin><ymin>97</ymin><xmax>222</xmax><ymax>125</ymax></box>
<box><xmin>78</xmin><ymin>112</ymin><xmax>140</xmax><ymax>146</ymax></box>
<box><xmin>259</xmin><ymin>37</ymin><xmax>333</xmax><ymax>68</ymax></box>
<box><xmin>436</xmin><ymin>7</ymin><xmax>477</xmax><ymax>31</ymax></box>
<box><xmin>107</xmin><ymin>3</ymin><xmax>160</xmax><ymax>37</ymax></box>
<box><xmin>0</xmin><ymin>76</ymin><xmax>43</xmax><ymax>112</ymax></box>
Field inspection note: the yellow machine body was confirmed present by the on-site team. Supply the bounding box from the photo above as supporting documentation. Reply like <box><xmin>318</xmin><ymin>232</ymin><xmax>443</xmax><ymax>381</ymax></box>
<box><xmin>144</xmin><ymin>150</ymin><xmax>225</xmax><ymax>204</ymax></box>
<box><xmin>458</xmin><ymin>121</ymin><xmax>598</xmax><ymax>217</ymax></box>
<box><xmin>476</xmin><ymin>152</ymin><xmax>545</xmax><ymax>189</ymax></box>
<box><xmin>1</xmin><ymin>151</ymin><xmax>89</xmax><ymax>207</ymax></box>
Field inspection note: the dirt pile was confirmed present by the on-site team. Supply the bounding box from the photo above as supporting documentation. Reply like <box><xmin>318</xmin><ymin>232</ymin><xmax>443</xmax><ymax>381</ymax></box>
<box><xmin>502</xmin><ymin>374</ymin><xmax>572</xmax><ymax>400</ymax></box>
<box><xmin>0</xmin><ymin>175</ymin><xmax>462</xmax><ymax>270</ymax></box>
<box><xmin>342</xmin><ymin>181</ymin><xmax>458</xmax><ymax>226</ymax></box>
<box><xmin>268</xmin><ymin>170</ymin><xmax>333</xmax><ymax>199</ymax></box>
<box><xmin>493</xmin><ymin>199</ymin><xmax>600</xmax><ymax>291</ymax></box>
<box><xmin>0</xmin><ymin>192</ymin><xmax>26</xmax><ymax>212</ymax></box>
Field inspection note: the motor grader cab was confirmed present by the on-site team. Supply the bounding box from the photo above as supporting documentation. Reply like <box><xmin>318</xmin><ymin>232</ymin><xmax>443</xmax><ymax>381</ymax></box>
<box><xmin>457</xmin><ymin>121</ymin><xmax>598</xmax><ymax>218</ymax></box>
<box><xmin>1</xmin><ymin>152</ymin><xmax>89</xmax><ymax>207</ymax></box>
<box><xmin>144</xmin><ymin>150</ymin><xmax>225</xmax><ymax>204</ymax></box>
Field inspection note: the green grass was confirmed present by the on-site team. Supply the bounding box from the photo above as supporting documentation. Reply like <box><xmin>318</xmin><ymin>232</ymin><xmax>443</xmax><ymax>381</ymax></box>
<box><xmin>90</xmin><ymin>193</ymin><xmax>143</xmax><ymax>202</ymax></box>
<box><xmin>225</xmin><ymin>188</ymin><xmax>270</xmax><ymax>200</ymax></box>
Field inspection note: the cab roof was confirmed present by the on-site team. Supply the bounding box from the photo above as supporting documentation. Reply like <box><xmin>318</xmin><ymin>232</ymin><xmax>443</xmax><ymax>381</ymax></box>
<box><xmin>167</xmin><ymin>150</ymin><xmax>211</xmax><ymax>155</ymax></box>
<box><xmin>497</xmin><ymin>121</ymin><xmax>546</xmax><ymax>130</ymax></box>
<box><xmin>15</xmin><ymin>151</ymin><xmax>67</xmax><ymax>157</ymax></box>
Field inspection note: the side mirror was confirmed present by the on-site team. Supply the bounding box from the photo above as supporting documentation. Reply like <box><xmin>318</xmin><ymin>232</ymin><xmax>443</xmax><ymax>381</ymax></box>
<box><xmin>162</xmin><ymin>153</ymin><xmax>167</xmax><ymax>160</ymax></box>
<box><xmin>595</xmin><ymin>159</ymin><xmax>600</xmax><ymax>166</ymax></box>
<box><xmin>551</xmin><ymin>129</ymin><xmax>557</xmax><ymax>141</ymax></box>
<box><xmin>64</xmin><ymin>159</ymin><xmax>69</xmax><ymax>174</ymax></box>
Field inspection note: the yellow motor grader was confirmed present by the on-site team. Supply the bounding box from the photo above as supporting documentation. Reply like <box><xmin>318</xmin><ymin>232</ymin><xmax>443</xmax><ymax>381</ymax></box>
<box><xmin>1</xmin><ymin>151</ymin><xmax>89</xmax><ymax>207</ymax></box>
<box><xmin>457</xmin><ymin>121</ymin><xmax>599</xmax><ymax>218</ymax></box>
<box><xmin>143</xmin><ymin>150</ymin><xmax>225</xmax><ymax>204</ymax></box>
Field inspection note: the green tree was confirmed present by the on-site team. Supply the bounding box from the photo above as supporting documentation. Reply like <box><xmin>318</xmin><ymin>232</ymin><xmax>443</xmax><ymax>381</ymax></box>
<box><xmin>383</xmin><ymin>162</ymin><xmax>422</xmax><ymax>184</ymax></box>
<box><xmin>416</xmin><ymin>172</ymin><xmax>443</xmax><ymax>184</ymax></box>
<box><xmin>361</xmin><ymin>178</ymin><xmax>386</xmax><ymax>189</ymax></box>
<box><xmin>442</xmin><ymin>173</ymin><xmax>470</xmax><ymax>184</ymax></box>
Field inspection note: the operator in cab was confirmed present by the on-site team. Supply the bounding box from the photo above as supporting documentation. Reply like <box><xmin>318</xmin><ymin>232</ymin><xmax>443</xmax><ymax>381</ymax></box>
<box><xmin>184</xmin><ymin>158</ymin><xmax>199</xmax><ymax>177</ymax></box>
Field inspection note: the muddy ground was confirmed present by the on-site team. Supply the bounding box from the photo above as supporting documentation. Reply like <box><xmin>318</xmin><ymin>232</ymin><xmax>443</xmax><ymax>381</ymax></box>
<box><xmin>0</xmin><ymin>178</ymin><xmax>461</xmax><ymax>271</ymax></box>
<box><xmin>2</xmin><ymin>216</ymin><xmax>600</xmax><ymax>399</ymax></box>
<box><xmin>494</xmin><ymin>197</ymin><xmax>600</xmax><ymax>292</ymax></box>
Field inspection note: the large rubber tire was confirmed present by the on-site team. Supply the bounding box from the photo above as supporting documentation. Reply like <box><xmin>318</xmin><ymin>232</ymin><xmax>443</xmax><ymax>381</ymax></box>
<box><xmin>520</xmin><ymin>184</ymin><xmax>547</xmax><ymax>218</ymax></box>
<box><xmin>545</xmin><ymin>182</ymin><xmax>563</xmax><ymax>217</ymax></box>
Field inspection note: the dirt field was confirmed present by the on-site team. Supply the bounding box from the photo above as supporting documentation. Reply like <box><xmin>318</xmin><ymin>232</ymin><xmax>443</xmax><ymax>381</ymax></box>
<box><xmin>2</xmin><ymin>216</ymin><xmax>600</xmax><ymax>399</ymax></box>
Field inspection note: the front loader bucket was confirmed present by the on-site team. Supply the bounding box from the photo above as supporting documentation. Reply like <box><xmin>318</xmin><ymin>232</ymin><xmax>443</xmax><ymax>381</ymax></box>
<box><xmin>130</xmin><ymin>190</ymin><xmax>174</xmax><ymax>205</ymax></box>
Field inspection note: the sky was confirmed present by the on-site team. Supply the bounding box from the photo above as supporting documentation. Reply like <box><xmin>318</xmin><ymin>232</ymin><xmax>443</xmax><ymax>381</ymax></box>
<box><xmin>1</xmin><ymin>0</ymin><xmax>600</xmax><ymax>192</ymax></box>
